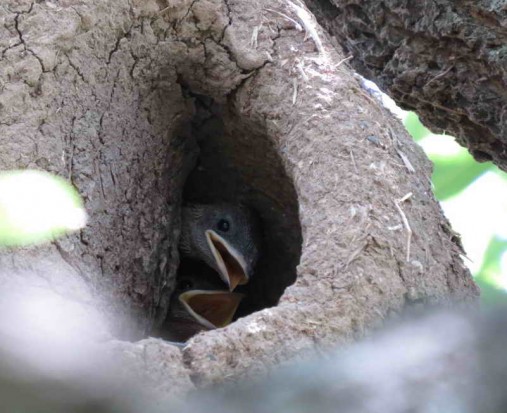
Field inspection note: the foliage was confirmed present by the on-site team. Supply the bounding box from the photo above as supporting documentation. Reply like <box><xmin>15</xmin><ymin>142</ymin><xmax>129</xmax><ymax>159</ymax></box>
<box><xmin>0</xmin><ymin>170</ymin><xmax>86</xmax><ymax>246</ymax></box>
<box><xmin>404</xmin><ymin>113</ymin><xmax>507</xmax><ymax>303</ymax></box>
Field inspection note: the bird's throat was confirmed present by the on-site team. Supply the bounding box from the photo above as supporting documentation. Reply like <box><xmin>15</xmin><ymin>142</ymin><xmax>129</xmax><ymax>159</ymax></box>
<box><xmin>179</xmin><ymin>290</ymin><xmax>244</xmax><ymax>329</ymax></box>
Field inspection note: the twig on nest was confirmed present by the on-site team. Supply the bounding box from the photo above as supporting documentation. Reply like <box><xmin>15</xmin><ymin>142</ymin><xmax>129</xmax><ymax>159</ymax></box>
<box><xmin>250</xmin><ymin>25</ymin><xmax>262</xmax><ymax>48</ymax></box>
<box><xmin>292</xmin><ymin>78</ymin><xmax>298</xmax><ymax>104</ymax></box>
<box><xmin>396</xmin><ymin>149</ymin><xmax>416</xmax><ymax>173</ymax></box>
<box><xmin>296</xmin><ymin>60</ymin><xmax>309</xmax><ymax>81</ymax></box>
<box><xmin>394</xmin><ymin>192</ymin><xmax>413</xmax><ymax>262</ymax></box>
<box><xmin>400</xmin><ymin>192</ymin><xmax>413</xmax><ymax>203</ymax></box>
<box><xmin>344</xmin><ymin>237</ymin><xmax>369</xmax><ymax>269</ymax></box>
<box><xmin>349</xmin><ymin>150</ymin><xmax>358</xmax><ymax>173</ymax></box>
<box><xmin>286</xmin><ymin>1</ymin><xmax>325</xmax><ymax>55</ymax></box>
<box><xmin>425</xmin><ymin>65</ymin><xmax>454</xmax><ymax>88</ymax></box>
<box><xmin>158</xmin><ymin>6</ymin><xmax>171</xmax><ymax>15</ymax></box>
<box><xmin>335</xmin><ymin>55</ymin><xmax>353</xmax><ymax>68</ymax></box>
<box><xmin>264</xmin><ymin>8</ymin><xmax>303</xmax><ymax>31</ymax></box>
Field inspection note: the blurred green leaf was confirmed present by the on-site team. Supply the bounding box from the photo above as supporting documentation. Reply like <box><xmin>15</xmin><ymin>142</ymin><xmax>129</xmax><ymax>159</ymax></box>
<box><xmin>404</xmin><ymin>109</ymin><xmax>506</xmax><ymax>304</ymax></box>
<box><xmin>0</xmin><ymin>170</ymin><xmax>86</xmax><ymax>247</ymax></box>
<box><xmin>475</xmin><ymin>236</ymin><xmax>507</xmax><ymax>284</ymax></box>
<box><xmin>431</xmin><ymin>151</ymin><xmax>493</xmax><ymax>200</ymax></box>
<box><xmin>475</xmin><ymin>236</ymin><xmax>507</xmax><ymax>305</ymax></box>
<box><xmin>403</xmin><ymin>112</ymin><xmax>430</xmax><ymax>142</ymax></box>
<box><xmin>404</xmin><ymin>111</ymin><xmax>492</xmax><ymax>200</ymax></box>
<box><xmin>477</xmin><ymin>281</ymin><xmax>507</xmax><ymax>306</ymax></box>
<box><xmin>493</xmin><ymin>166</ymin><xmax>507</xmax><ymax>183</ymax></box>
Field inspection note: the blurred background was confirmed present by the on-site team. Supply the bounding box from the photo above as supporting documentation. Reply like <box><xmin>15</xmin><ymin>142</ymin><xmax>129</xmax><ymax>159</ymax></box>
<box><xmin>403</xmin><ymin>112</ymin><xmax>507</xmax><ymax>305</ymax></box>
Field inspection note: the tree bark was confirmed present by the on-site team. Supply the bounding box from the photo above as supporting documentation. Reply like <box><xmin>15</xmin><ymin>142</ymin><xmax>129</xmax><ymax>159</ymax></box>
<box><xmin>0</xmin><ymin>0</ymin><xmax>477</xmax><ymax>387</ymax></box>
<box><xmin>303</xmin><ymin>0</ymin><xmax>507</xmax><ymax>170</ymax></box>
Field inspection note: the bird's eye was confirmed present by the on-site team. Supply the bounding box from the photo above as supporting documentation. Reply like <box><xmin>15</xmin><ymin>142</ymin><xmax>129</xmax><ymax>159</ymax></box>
<box><xmin>217</xmin><ymin>219</ymin><xmax>230</xmax><ymax>232</ymax></box>
<box><xmin>177</xmin><ymin>279</ymin><xmax>193</xmax><ymax>291</ymax></box>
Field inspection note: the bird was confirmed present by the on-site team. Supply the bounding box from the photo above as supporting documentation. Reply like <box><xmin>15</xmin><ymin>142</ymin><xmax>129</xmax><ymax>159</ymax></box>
<box><xmin>159</xmin><ymin>260</ymin><xmax>245</xmax><ymax>342</ymax></box>
<box><xmin>179</xmin><ymin>203</ymin><xmax>261</xmax><ymax>291</ymax></box>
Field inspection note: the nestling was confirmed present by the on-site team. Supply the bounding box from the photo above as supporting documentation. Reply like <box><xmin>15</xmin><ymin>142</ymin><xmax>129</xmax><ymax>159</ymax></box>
<box><xmin>179</xmin><ymin>203</ymin><xmax>261</xmax><ymax>291</ymax></box>
<box><xmin>160</xmin><ymin>260</ymin><xmax>245</xmax><ymax>342</ymax></box>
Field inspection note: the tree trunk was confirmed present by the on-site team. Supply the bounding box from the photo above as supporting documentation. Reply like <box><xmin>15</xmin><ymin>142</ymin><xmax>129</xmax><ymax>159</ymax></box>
<box><xmin>0</xmin><ymin>0</ymin><xmax>477</xmax><ymax>390</ymax></box>
<box><xmin>303</xmin><ymin>0</ymin><xmax>507</xmax><ymax>170</ymax></box>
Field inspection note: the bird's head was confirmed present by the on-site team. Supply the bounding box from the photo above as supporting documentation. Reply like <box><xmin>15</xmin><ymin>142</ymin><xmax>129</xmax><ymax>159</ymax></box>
<box><xmin>180</xmin><ymin>204</ymin><xmax>261</xmax><ymax>291</ymax></box>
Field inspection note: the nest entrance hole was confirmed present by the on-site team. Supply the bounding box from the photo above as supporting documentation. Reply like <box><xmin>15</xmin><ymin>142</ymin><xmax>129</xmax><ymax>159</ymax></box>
<box><xmin>157</xmin><ymin>91</ymin><xmax>302</xmax><ymax>340</ymax></box>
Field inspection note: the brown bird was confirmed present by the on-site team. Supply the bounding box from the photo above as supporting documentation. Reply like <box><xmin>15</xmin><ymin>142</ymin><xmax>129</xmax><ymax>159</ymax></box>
<box><xmin>179</xmin><ymin>204</ymin><xmax>260</xmax><ymax>291</ymax></box>
<box><xmin>160</xmin><ymin>260</ymin><xmax>245</xmax><ymax>342</ymax></box>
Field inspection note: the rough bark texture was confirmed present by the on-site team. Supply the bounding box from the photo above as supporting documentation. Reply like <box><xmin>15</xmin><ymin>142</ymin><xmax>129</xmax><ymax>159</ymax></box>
<box><xmin>303</xmin><ymin>0</ymin><xmax>507</xmax><ymax>170</ymax></box>
<box><xmin>0</xmin><ymin>0</ymin><xmax>477</xmax><ymax>392</ymax></box>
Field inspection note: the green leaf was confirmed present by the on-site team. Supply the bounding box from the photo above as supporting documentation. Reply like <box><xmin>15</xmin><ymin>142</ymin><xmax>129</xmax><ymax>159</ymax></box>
<box><xmin>0</xmin><ymin>170</ymin><xmax>86</xmax><ymax>247</ymax></box>
<box><xmin>475</xmin><ymin>236</ymin><xmax>507</xmax><ymax>305</ymax></box>
<box><xmin>431</xmin><ymin>150</ymin><xmax>492</xmax><ymax>200</ymax></box>
<box><xmin>477</xmin><ymin>281</ymin><xmax>507</xmax><ymax>307</ymax></box>
<box><xmin>493</xmin><ymin>166</ymin><xmax>507</xmax><ymax>183</ymax></box>
<box><xmin>403</xmin><ymin>112</ymin><xmax>430</xmax><ymax>142</ymax></box>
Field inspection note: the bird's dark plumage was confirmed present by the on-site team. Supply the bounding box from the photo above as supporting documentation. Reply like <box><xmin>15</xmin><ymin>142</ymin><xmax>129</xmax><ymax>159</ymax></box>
<box><xmin>179</xmin><ymin>203</ymin><xmax>260</xmax><ymax>291</ymax></box>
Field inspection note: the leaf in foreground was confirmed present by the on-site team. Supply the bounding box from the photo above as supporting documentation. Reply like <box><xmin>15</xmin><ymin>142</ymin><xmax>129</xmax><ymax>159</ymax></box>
<box><xmin>0</xmin><ymin>170</ymin><xmax>86</xmax><ymax>246</ymax></box>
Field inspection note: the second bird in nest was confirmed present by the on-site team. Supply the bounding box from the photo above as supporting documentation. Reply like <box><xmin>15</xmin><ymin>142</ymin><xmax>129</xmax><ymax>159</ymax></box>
<box><xmin>161</xmin><ymin>260</ymin><xmax>245</xmax><ymax>342</ymax></box>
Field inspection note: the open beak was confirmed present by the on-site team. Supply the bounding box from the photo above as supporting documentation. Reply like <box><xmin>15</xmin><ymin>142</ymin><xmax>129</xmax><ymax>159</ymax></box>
<box><xmin>179</xmin><ymin>290</ymin><xmax>244</xmax><ymax>329</ymax></box>
<box><xmin>205</xmin><ymin>230</ymin><xmax>250</xmax><ymax>291</ymax></box>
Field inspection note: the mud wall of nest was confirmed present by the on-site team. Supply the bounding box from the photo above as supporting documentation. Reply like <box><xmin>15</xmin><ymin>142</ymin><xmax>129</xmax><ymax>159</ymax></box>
<box><xmin>0</xmin><ymin>0</ymin><xmax>303</xmax><ymax>337</ymax></box>
<box><xmin>0</xmin><ymin>0</ymin><xmax>478</xmax><ymax>390</ymax></box>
